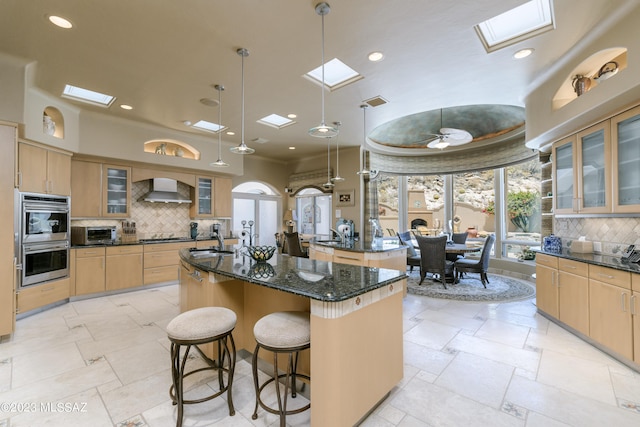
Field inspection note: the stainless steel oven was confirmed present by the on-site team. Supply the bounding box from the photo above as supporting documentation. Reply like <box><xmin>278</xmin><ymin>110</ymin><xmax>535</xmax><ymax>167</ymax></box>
<box><xmin>21</xmin><ymin>240</ymin><xmax>69</xmax><ymax>287</ymax></box>
<box><xmin>16</xmin><ymin>191</ymin><xmax>71</xmax><ymax>288</ymax></box>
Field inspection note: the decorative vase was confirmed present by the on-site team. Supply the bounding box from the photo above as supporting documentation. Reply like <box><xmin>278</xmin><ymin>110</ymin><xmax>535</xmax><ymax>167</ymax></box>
<box><xmin>572</xmin><ymin>75</ymin><xmax>591</xmax><ymax>96</ymax></box>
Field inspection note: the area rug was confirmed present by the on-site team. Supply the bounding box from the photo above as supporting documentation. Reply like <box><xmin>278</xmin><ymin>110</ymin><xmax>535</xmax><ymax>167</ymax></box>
<box><xmin>406</xmin><ymin>271</ymin><xmax>536</xmax><ymax>302</ymax></box>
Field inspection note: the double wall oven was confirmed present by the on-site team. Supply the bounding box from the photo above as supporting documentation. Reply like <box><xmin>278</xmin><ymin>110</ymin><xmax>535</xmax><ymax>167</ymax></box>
<box><xmin>15</xmin><ymin>191</ymin><xmax>70</xmax><ymax>288</ymax></box>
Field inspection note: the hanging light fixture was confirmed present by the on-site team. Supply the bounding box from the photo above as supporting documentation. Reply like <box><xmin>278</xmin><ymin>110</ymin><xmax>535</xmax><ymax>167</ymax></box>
<box><xmin>322</xmin><ymin>137</ymin><xmax>334</xmax><ymax>189</ymax></box>
<box><xmin>357</xmin><ymin>104</ymin><xmax>376</xmax><ymax>176</ymax></box>
<box><xmin>309</xmin><ymin>2</ymin><xmax>339</xmax><ymax>139</ymax></box>
<box><xmin>210</xmin><ymin>84</ymin><xmax>229</xmax><ymax>167</ymax></box>
<box><xmin>230</xmin><ymin>48</ymin><xmax>255</xmax><ymax>155</ymax></box>
<box><xmin>331</xmin><ymin>121</ymin><xmax>345</xmax><ymax>182</ymax></box>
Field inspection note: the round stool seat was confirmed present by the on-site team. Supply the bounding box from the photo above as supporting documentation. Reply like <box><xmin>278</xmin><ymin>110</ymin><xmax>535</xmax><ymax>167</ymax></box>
<box><xmin>253</xmin><ymin>311</ymin><xmax>310</xmax><ymax>348</ymax></box>
<box><xmin>167</xmin><ymin>307</ymin><xmax>236</xmax><ymax>342</ymax></box>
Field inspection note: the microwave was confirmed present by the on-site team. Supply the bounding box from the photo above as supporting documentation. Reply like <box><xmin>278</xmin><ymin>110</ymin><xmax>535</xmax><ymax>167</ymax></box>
<box><xmin>71</xmin><ymin>226</ymin><xmax>117</xmax><ymax>245</ymax></box>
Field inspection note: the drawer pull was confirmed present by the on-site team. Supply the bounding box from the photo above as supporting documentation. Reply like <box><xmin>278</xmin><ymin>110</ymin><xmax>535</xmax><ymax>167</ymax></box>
<box><xmin>621</xmin><ymin>293</ymin><xmax>627</xmax><ymax>312</ymax></box>
<box><xmin>597</xmin><ymin>273</ymin><xmax>614</xmax><ymax>279</ymax></box>
<box><xmin>564</xmin><ymin>265</ymin><xmax>576</xmax><ymax>269</ymax></box>
<box><xmin>631</xmin><ymin>295</ymin><xmax>637</xmax><ymax>316</ymax></box>
<box><xmin>336</xmin><ymin>255</ymin><xmax>360</xmax><ymax>261</ymax></box>
<box><xmin>189</xmin><ymin>271</ymin><xmax>203</xmax><ymax>282</ymax></box>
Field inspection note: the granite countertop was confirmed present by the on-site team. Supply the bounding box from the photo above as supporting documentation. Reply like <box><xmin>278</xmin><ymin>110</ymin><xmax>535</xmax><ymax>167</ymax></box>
<box><xmin>179</xmin><ymin>248</ymin><xmax>407</xmax><ymax>302</ymax></box>
<box><xmin>308</xmin><ymin>238</ymin><xmax>406</xmax><ymax>253</ymax></box>
<box><xmin>537</xmin><ymin>249</ymin><xmax>640</xmax><ymax>274</ymax></box>
<box><xmin>71</xmin><ymin>236</ymin><xmax>236</xmax><ymax>249</ymax></box>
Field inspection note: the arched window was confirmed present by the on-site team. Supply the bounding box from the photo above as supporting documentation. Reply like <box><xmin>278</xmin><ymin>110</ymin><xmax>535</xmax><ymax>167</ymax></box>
<box><xmin>232</xmin><ymin>181</ymin><xmax>281</xmax><ymax>246</ymax></box>
<box><xmin>295</xmin><ymin>188</ymin><xmax>332</xmax><ymax>237</ymax></box>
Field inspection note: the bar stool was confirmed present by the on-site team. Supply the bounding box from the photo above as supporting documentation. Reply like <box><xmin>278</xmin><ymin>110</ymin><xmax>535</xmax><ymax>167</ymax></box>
<box><xmin>166</xmin><ymin>307</ymin><xmax>237</xmax><ymax>427</ymax></box>
<box><xmin>251</xmin><ymin>311</ymin><xmax>311</xmax><ymax>426</ymax></box>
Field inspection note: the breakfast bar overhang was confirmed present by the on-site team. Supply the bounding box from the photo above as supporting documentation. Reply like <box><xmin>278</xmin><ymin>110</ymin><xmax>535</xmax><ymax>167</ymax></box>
<box><xmin>179</xmin><ymin>248</ymin><xmax>407</xmax><ymax>426</ymax></box>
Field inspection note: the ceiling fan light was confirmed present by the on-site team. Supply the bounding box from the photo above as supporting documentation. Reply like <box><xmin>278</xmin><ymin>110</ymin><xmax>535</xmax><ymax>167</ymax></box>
<box><xmin>435</xmin><ymin>141</ymin><xmax>450</xmax><ymax>149</ymax></box>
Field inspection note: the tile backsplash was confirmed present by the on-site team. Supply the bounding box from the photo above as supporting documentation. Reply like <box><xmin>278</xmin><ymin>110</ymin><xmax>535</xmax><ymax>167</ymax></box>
<box><xmin>555</xmin><ymin>217</ymin><xmax>640</xmax><ymax>255</ymax></box>
<box><xmin>71</xmin><ymin>181</ymin><xmax>230</xmax><ymax>240</ymax></box>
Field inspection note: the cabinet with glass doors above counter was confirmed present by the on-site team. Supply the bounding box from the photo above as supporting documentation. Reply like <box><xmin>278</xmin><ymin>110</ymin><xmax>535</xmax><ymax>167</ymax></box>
<box><xmin>552</xmin><ymin>103</ymin><xmax>640</xmax><ymax>215</ymax></box>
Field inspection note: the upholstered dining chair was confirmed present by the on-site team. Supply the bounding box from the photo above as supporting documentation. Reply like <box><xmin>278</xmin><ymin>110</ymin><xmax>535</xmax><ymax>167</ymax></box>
<box><xmin>415</xmin><ymin>235</ymin><xmax>454</xmax><ymax>289</ymax></box>
<box><xmin>396</xmin><ymin>231</ymin><xmax>421</xmax><ymax>272</ymax></box>
<box><xmin>446</xmin><ymin>231</ymin><xmax>469</xmax><ymax>262</ymax></box>
<box><xmin>454</xmin><ymin>234</ymin><xmax>495</xmax><ymax>288</ymax></box>
<box><xmin>283</xmin><ymin>232</ymin><xmax>308</xmax><ymax>258</ymax></box>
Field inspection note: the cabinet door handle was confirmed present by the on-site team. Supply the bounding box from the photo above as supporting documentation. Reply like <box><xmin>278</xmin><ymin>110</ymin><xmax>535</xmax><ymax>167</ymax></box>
<box><xmin>17</xmin><ymin>171</ymin><xmax>22</xmax><ymax>187</ymax></box>
<box><xmin>621</xmin><ymin>292</ymin><xmax>627</xmax><ymax>312</ymax></box>
<box><xmin>631</xmin><ymin>295</ymin><xmax>637</xmax><ymax>316</ymax></box>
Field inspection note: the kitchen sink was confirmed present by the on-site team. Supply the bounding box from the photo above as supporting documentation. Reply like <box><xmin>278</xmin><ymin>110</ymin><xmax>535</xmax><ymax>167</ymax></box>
<box><xmin>188</xmin><ymin>248</ymin><xmax>234</xmax><ymax>258</ymax></box>
<box><xmin>314</xmin><ymin>240</ymin><xmax>342</xmax><ymax>246</ymax></box>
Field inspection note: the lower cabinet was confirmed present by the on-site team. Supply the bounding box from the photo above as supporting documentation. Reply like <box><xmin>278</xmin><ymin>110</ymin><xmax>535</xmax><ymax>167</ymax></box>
<box><xmin>17</xmin><ymin>278</ymin><xmax>70</xmax><ymax>314</ymax></box>
<box><xmin>308</xmin><ymin>244</ymin><xmax>406</xmax><ymax>270</ymax></box>
<box><xmin>535</xmin><ymin>253</ymin><xmax>559</xmax><ymax>317</ymax></box>
<box><xmin>633</xmin><ymin>274</ymin><xmax>640</xmax><ymax>363</ymax></box>
<box><xmin>143</xmin><ymin>242</ymin><xmax>192</xmax><ymax>285</ymax></box>
<box><xmin>557</xmin><ymin>258</ymin><xmax>589</xmax><ymax>336</ymax></box>
<box><xmin>589</xmin><ymin>265</ymin><xmax>633</xmax><ymax>360</ymax></box>
<box><xmin>74</xmin><ymin>247</ymin><xmax>106</xmax><ymax>296</ymax></box>
<box><xmin>106</xmin><ymin>245</ymin><xmax>143</xmax><ymax>291</ymax></box>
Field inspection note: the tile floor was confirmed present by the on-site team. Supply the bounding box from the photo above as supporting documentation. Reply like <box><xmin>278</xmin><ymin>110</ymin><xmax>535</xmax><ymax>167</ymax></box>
<box><xmin>1</xmin><ymin>277</ymin><xmax>640</xmax><ymax>427</ymax></box>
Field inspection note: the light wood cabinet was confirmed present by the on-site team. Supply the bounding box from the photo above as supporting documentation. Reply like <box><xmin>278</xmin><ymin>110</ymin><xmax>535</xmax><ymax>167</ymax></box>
<box><xmin>214</xmin><ymin>177</ymin><xmax>232</xmax><ymax>217</ymax></box>
<box><xmin>308</xmin><ymin>244</ymin><xmax>406</xmax><ymax>270</ymax></box>
<box><xmin>632</xmin><ymin>274</ymin><xmax>640</xmax><ymax>363</ymax></box>
<box><xmin>535</xmin><ymin>253</ymin><xmax>559</xmax><ymax>318</ymax></box>
<box><xmin>553</xmin><ymin>122</ymin><xmax>611</xmax><ymax>214</ymax></box>
<box><xmin>74</xmin><ymin>247</ymin><xmax>106</xmax><ymax>296</ymax></box>
<box><xmin>106</xmin><ymin>245</ymin><xmax>143</xmax><ymax>291</ymax></box>
<box><xmin>18</xmin><ymin>141</ymin><xmax>71</xmax><ymax>196</ymax></box>
<box><xmin>557</xmin><ymin>258</ymin><xmax>589</xmax><ymax>335</ymax></box>
<box><xmin>0</xmin><ymin>122</ymin><xmax>17</xmax><ymax>336</ymax></box>
<box><xmin>143</xmin><ymin>241</ymin><xmax>192</xmax><ymax>285</ymax></box>
<box><xmin>611</xmin><ymin>104</ymin><xmax>640</xmax><ymax>213</ymax></box>
<box><xmin>102</xmin><ymin>165</ymin><xmax>131</xmax><ymax>217</ymax></box>
<box><xmin>71</xmin><ymin>160</ymin><xmax>102</xmax><ymax>217</ymax></box>
<box><xmin>589</xmin><ymin>265</ymin><xmax>632</xmax><ymax>360</ymax></box>
<box><xmin>17</xmin><ymin>278</ymin><xmax>70</xmax><ymax>314</ymax></box>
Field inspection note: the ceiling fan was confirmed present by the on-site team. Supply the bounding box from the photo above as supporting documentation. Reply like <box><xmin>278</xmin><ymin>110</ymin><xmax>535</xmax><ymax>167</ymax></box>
<box><xmin>417</xmin><ymin>109</ymin><xmax>473</xmax><ymax>149</ymax></box>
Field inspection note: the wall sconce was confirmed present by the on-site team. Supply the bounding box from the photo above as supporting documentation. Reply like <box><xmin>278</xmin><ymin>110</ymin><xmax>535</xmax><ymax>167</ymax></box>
<box><xmin>284</xmin><ymin>187</ymin><xmax>293</xmax><ymax>193</ymax></box>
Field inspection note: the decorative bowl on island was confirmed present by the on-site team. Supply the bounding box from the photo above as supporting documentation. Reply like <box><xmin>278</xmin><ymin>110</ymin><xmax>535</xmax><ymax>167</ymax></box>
<box><xmin>245</xmin><ymin>245</ymin><xmax>276</xmax><ymax>262</ymax></box>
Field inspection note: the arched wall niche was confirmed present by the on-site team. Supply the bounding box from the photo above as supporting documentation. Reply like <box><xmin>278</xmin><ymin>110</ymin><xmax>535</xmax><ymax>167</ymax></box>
<box><xmin>553</xmin><ymin>47</ymin><xmax>627</xmax><ymax>110</ymax></box>
<box><xmin>43</xmin><ymin>106</ymin><xmax>64</xmax><ymax>139</ymax></box>
<box><xmin>143</xmin><ymin>139</ymin><xmax>200</xmax><ymax>160</ymax></box>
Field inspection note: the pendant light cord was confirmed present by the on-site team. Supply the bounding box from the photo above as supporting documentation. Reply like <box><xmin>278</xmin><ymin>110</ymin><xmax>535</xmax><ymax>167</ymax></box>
<box><xmin>218</xmin><ymin>85</ymin><xmax>223</xmax><ymax>159</ymax></box>
<box><xmin>320</xmin><ymin>10</ymin><xmax>326</xmax><ymax>126</ymax></box>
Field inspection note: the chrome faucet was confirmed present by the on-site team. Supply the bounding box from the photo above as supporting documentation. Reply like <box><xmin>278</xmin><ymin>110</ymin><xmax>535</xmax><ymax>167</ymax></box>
<box><xmin>330</xmin><ymin>228</ymin><xmax>346</xmax><ymax>243</ymax></box>
<box><xmin>213</xmin><ymin>231</ymin><xmax>224</xmax><ymax>251</ymax></box>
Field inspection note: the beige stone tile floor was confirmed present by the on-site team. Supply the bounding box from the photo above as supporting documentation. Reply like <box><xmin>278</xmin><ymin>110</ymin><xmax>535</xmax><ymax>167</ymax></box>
<box><xmin>1</xmin><ymin>279</ymin><xmax>639</xmax><ymax>426</ymax></box>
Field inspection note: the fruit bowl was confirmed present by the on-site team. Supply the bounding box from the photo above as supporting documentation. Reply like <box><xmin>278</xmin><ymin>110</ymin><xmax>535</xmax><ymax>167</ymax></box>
<box><xmin>245</xmin><ymin>245</ymin><xmax>276</xmax><ymax>262</ymax></box>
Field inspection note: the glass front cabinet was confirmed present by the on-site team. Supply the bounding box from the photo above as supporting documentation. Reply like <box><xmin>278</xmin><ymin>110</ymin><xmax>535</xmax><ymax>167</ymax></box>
<box><xmin>102</xmin><ymin>165</ymin><xmax>131</xmax><ymax>217</ymax></box>
<box><xmin>553</xmin><ymin>122</ymin><xmax>611</xmax><ymax>214</ymax></box>
<box><xmin>612</xmin><ymin>105</ymin><xmax>640</xmax><ymax>213</ymax></box>
<box><xmin>190</xmin><ymin>176</ymin><xmax>214</xmax><ymax>218</ymax></box>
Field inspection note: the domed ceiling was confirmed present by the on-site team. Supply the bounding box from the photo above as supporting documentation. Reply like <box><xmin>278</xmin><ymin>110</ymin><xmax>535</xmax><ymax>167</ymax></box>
<box><xmin>367</xmin><ymin>104</ymin><xmax>526</xmax><ymax>154</ymax></box>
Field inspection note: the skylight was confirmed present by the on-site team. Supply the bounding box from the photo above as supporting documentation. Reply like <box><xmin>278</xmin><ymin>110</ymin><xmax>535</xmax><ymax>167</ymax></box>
<box><xmin>62</xmin><ymin>84</ymin><xmax>115</xmax><ymax>107</ymax></box>
<box><xmin>257</xmin><ymin>114</ymin><xmax>296</xmax><ymax>129</ymax></box>
<box><xmin>474</xmin><ymin>0</ymin><xmax>555</xmax><ymax>53</ymax></box>
<box><xmin>304</xmin><ymin>58</ymin><xmax>363</xmax><ymax>91</ymax></box>
<box><xmin>191</xmin><ymin>120</ymin><xmax>225</xmax><ymax>133</ymax></box>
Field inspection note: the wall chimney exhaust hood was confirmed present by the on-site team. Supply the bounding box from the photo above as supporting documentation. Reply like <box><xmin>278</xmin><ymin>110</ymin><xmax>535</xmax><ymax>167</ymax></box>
<box><xmin>143</xmin><ymin>178</ymin><xmax>192</xmax><ymax>203</ymax></box>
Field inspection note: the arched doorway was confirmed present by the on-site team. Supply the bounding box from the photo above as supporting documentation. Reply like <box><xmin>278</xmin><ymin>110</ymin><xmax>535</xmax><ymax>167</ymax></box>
<box><xmin>232</xmin><ymin>182</ymin><xmax>281</xmax><ymax>246</ymax></box>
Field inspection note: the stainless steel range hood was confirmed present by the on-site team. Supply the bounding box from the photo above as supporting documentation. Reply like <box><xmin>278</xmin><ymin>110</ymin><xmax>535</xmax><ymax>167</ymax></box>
<box><xmin>143</xmin><ymin>178</ymin><xmax>192</xmax><ymax>204</ymax></box>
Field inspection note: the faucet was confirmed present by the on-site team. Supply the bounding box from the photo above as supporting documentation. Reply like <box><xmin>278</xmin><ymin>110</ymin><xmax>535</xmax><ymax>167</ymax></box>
<box><xmin>330</xmin><ymin>228</ymin><xmax>346</xmax><ymax>243</ymax></box>
<box><xmin>213</xmin><ymin>231</ymin><xmax>224</xmax><ymax>251</ymax></box>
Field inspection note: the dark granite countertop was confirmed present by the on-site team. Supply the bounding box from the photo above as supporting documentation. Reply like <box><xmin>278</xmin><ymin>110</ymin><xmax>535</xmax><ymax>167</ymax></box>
<box><xmin>71</xmin><ymin>236</ymin><xmax>236</xmax><ymax>249</ymax></box>
<box><xmin>179</xmin><ymin>248</ymin><xmax>407</xmax><ymax>302</ymax></box>
<box><xmin>308</xmin><ymin>238</ymin><xmax>406</xmax><ymax>253</ymax></box>
<box><xmin>537</xmin><ymin>249</ymin><xmax>640</xmax><ymax>274</ymax></box>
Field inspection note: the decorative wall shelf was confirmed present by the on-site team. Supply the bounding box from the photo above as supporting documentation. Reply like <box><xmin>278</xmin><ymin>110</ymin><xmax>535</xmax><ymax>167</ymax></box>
<box><xmin>143</xmin><ymin>139</ymin><xmax>200</xmax><ymax>160</ymax></box>
<box><xmin>43</xmin><ymin>106</ymin><xmax>64</xmax><ymax>139</ymax></box>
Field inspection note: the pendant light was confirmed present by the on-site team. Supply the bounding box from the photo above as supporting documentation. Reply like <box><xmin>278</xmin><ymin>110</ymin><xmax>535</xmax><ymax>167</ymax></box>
<box><xmin>230</xmin><ymin>48</ymin><xmax>255</xmax><ymax>155</ymax></box>
<box><xmin>331</xmin><ymin>121</ymin><xmax>345</xmax><ymax>182</ymax></box>
<box><xmin>322</xmin><ymin>137</ymin><xmax>334</xmax><ymax>189</ymax></box>
<box><xmin>210</xmin><ymin>84</ymin><xmax>229</xmax><ymax>167</ymax></box>
<box><xmin>357</xmin><ymin>104</ymin><xmax>376</xmax><ymax>176</ymax></box>
<box><xmin>308</xmin><ymin>2</ymin><xmax>339</xmax><ymax>139</ymax></box>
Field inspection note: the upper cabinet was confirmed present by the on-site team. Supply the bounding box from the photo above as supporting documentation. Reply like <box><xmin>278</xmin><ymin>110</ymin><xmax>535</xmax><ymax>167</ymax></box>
<box><xmin>18</xmin><ymin>141</ymin><xmax>71</xmax><ymax>196</ymax></box>
<box><xmin>189</xmin><ymin>176</ymin><xmax>232</xmax><ymax>219</ymax></box>
<box><xmin>611</xmin><ymin>105</ymin><xmax>640</xmax><ymax>213</ymax></box>
<box><xmin>102</xmin><ymin>165</ymin><xmax>131</xmax><ymax>217</ymax></box>
<box><xmin>576</xmin><ymin>121</ymin><xmax>611</xmax><ymax>213</ymax></box>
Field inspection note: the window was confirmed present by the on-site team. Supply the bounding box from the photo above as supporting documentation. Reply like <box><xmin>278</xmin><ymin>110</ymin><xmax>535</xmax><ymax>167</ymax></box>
<box><xmin>295</xmin><ymin>189</ymin><xmax>331</xmax><ymax>236</ymax></box>
<box><xmin>453</xmin><ymin>170</ymin><xmax>495</xmax><ymax>237</ymax></box>
<box><xmin>406</xmin><ymin>175</ymin><xmax>444</xmax><ymax>234</ymax></box>
<box><xmin>377</xmin><ymin>173</ymin><xmax>399</xmax><ymax>236</ymax></box>
<box><xmin>232</xmin><ymin>182</ymin><xmax>281</xmax><ymax>246</ymax></box>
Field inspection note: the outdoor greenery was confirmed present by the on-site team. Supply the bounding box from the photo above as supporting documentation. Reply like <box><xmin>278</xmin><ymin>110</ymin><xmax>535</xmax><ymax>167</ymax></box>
<box><xmin>506</xmin><ymin>190</ymin><xmax>540</xmax><ymax>232</ymax></box>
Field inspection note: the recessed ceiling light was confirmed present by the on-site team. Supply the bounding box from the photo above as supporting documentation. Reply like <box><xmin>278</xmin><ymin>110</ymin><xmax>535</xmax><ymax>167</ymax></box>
<box><xmin>183</xmin><ymin>120</ymin><xmax>192</xmax><ymax>126</ymax></box>
<box><xmin>514</xmin><ymin>48</ymin><xmax>534</xmax><ymax>59</ymax></box>
<box><xmin>368</xmin><ymin>51</ymin><xmax>384</xmax><ymax>62</ymax></box>
<box><xmin>48</xmin><ymin>15</ymin><xmax>73</xmax><ymax>29</ymax></box>
<box><xmin>226</xmin><ymin>131</ymin><xmax>235</xmax><ymax>136</ymax></box>
<box><xmin>287</xmin><ymin>113</ymin><xmax>297</xmax><ymax>119</ymax></box>
<box><xmin>289</xmin><ymin>146</ymin><xmax>296</xmax><ymax>150</ymax></box>
<box><xmin>120</xmin><ymin>104</ymin><xmax>133</xmax><ymax>110</ymax></box>
<box><xmin>62</xmin><ymin>84</ymin><xmax>115</xmax><ymax>107</ymax></box>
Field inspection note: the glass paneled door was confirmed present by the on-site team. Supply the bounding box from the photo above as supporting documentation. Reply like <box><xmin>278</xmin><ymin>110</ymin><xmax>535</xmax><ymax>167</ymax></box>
<box><xmin>233</xmin><ymin>193</ymin><xmax>279</xmax><ymax>247</ymax></box>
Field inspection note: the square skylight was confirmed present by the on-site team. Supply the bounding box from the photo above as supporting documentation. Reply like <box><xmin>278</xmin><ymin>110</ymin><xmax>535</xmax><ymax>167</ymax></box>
<box><xmin>257</xmin><ymin>114</ymin><xmax>296</xmax><ymax>129</ymax></box>
<box><xmin>474</xmin><ymin>0</ymin><xmax>555</xmax><ymax>52</ymax></box>
<box><xmin>62</xmin><ymin>84</ymin><xmax>115</xmax><ymax>107</ymax></box>
<box><xmin>304</xmin><ymin>58</ymin><xmax>363</xmax><ymax>91</ymax></box>
<box><xmin>191</xmin><ymin>120</ymin><xmax>225</xmax><ymax>133</ymax></box>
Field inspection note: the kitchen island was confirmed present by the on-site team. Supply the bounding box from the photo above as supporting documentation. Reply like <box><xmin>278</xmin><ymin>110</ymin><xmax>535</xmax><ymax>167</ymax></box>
<box><xmin>179</xmin><ymin>248</ymin><xmax>407</xmax><ymax>426</ymax></box>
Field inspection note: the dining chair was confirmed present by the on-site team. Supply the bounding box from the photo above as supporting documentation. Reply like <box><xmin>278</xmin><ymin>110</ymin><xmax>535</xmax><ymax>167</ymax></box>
<box><xmin>283</xmin><ymin>232</ymin><xmax>308</xmax><ymax>258</ymax></box>
<box><xmin>415</xmin><ymin>235</ymin><xmax>454</xmax><ymax>289</ymax></box>
<box><xmin>454</xmin><ymin>234</ymin><xmax>495</xmax><ymax>288</ymax></box>
<box><xmin>396</xmin><ymin>232</ymin><xmax>421</xmax><ymax>272</ymax></box>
